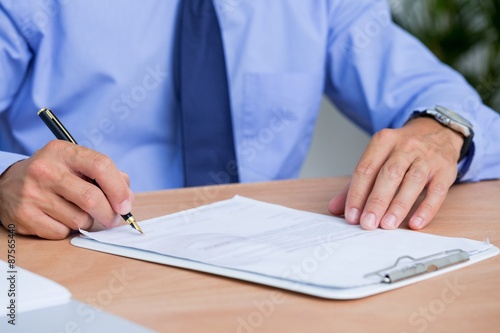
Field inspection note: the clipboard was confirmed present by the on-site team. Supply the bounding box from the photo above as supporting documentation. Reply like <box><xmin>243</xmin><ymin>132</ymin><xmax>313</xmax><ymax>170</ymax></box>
<box><xmin>71</xmin><ymin>237</ymin><xmax>498</xmax><ymax>299</ymax></box>
<box><xmin>71</xmin><ymin>196</ymin><xmax>499</xmax><ymax>299</ymax></box>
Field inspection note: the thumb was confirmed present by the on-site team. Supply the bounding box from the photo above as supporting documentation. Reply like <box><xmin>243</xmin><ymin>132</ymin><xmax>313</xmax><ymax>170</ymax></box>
<box><xmin>328</xmin><ymin>182</ymin><xmax>350</xmax><ymax>216</ymax></box>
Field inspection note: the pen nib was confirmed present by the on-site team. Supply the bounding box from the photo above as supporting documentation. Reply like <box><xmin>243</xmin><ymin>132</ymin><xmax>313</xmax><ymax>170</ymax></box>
<box><xmin>135</xmin><ymin>224</ymin><xmax>144</xmax><ymax>234</ymax></box>
<box><xmin>126</xmin><ymin>216</ymin><xmax>144</xmax><ymax>235</ymax></box>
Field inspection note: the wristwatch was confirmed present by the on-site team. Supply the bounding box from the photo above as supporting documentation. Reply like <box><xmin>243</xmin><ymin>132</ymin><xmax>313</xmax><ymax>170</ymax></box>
<box><xmin>409</xmin><ymin>105</ymin><xmax>474</xmax><ymax>162</ymax></box>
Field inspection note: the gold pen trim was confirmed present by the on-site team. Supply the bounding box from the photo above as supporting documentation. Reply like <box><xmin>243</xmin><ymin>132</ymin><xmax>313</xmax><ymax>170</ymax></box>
<box><xmin>125</xmin><ymin>216</ymin><xmax>144</xmax><ymax>234</ymax></box>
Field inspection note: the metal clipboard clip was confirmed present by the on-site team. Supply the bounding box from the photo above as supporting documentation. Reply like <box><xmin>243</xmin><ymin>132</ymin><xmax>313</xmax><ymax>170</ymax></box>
<box><xmin>364</xmin><ymin>249</ymin><xmax>470</xmax><ymax>284</ymax></box>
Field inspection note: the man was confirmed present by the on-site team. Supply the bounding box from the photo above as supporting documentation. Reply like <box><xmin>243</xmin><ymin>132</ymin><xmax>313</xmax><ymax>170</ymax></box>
<box><xmin>1</xmin><ymin>0</ymin><xmax>499</xmax><ymax>239</ymax></box>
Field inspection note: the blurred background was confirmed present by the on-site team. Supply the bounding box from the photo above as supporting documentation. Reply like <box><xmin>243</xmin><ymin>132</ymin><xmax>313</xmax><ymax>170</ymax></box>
<box><xmin>391</xmin><ymin>0</ymin><xmax>500</xmax><ymax>112</ymax></box>
<box><xmin>300</xmin><ymin>0</ymin><xmax>500</xmax><ymax>179</ymax></box>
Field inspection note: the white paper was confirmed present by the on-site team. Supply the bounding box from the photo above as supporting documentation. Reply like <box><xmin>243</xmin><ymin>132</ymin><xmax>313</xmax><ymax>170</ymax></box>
<box><xmin>80</xmin><ymin>196</ymin><xmax>493</xmax><ymax>288</ymax></box>
<box><xmin>0</xmin><ymin>260</ymin><xmax>71</xmax><ymax>317</ymax></box>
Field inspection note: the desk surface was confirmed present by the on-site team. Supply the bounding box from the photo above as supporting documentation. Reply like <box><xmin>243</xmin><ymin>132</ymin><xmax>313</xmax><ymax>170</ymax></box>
<box><xmin>1</xmin><ymin>177</ymin><xmax>499</xmax><ymax>332</ymax></box>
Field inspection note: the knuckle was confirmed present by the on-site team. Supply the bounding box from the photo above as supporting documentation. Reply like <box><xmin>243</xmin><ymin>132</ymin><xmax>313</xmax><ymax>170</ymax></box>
<box><xmin>427</xmin><ymin>182</ymin><xmax>449</xmax><ymax>198</ymax></box>
<box><xmin>45</xmin><ymin>228</ymin><xmax>70</xmax><ymax>240</ymax></box>
<box><xmin>26</xmin><ymin>159</ymin><xmax>52</xmax><ymax>179</ymax></box>
<box><xmin>46</xmin><ymin>140</ymin><xmax>76</xmax><ymax>160</ymax></box>
<box><xmin>348</xmin><ymin>190</ymin><xmax>366</xmax><ymax>203</ymax></box>
<box><xmin>64</xmin><ymin>143</ymin><xmax>82</xmax><ymax>165</ymax></box>
<box><xmin>70</xmin><ymin>210</ymin><xmax>91</xmax><ymax>229</ymax></box>
<box><xmin>419</xmin><ymin>201</ymin><xmax>437</xmax><ymax>216</ymax></box>
<box><xmin>354</xmin><ymin>160</ymin><xmax>377</xmax><ymax>178</ymax></box>
<box><xmin>391</xmin><ymin>198</ymin><xmax>410</xmax><ymax>211</ymax></box>
<box><xmin>367</xmin><ymin>194</ymin><xmax>388</xmax><ymax>209</ymax></box>
<box><xmin>79</xmin><ymin>186</ymin><xmax>100</xmax><ymax>211</ymax></box>
<box><xmin>44</xmin><ymin>139</ymin><xmax>66</xmax><ymax>151</ymax></box>
<box><xmin>406</xmin><ymin>167</ymin><xmax>428</xmax><ymax>184</ymax></box>
<box><xmin>92</xmin><ymin>154</ymin><xmax>114</xmax><ymax>175</ymax></box>
<box><xmin>381</xmin><ymin>162</ymin><xmax>405</xmax><ymax>181</ymax></box>
<box><xmin>373</xmin><ymin>128</ymin><xmax>396</xmax><ymax>143</ymax></box>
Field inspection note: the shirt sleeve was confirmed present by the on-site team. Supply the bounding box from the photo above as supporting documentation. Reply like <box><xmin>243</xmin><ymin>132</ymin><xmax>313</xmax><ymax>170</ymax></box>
<box><xmin>0</xmin><ymin>151</ymin><xmax>28</xmax><ymax>175</ymax></box>
<box><xmin>323</xmin><ymin>0</ymin><xmax>500</xmax><ymax>182</ymax></box>
<box><xmin>0</xmin><ymin>3</ymin><xmax>32</xmax><ymax>111</ymax></box>
<box><xmin>0</xmin><ymin>3</ymin><xmax>33</xmax><ymax>174</ymax></box>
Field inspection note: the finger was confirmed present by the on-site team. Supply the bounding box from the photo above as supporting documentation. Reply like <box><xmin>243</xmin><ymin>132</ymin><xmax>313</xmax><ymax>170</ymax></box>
<box><xmin>120</xmin><ymin>171</ymin><xmax>131</xmax><ymax>187</ymax></box>
<box><xmin>328</xmin><ymin>182</ymin><xmax>350</xmax><ymax>216</ymax></box>
<box><xmin>408</xmin><ymin>170</ymin><xmax>455</xmax><ymax>230</ymax></box>
<box><xmin>345</xmin><ymin>130</ymin><xmax>395</xmax><ymax>225</ymax></box>
<box><xmin>32</xmin><ymin>214</ymin><xmax>72</xmax><ymax>240</ymax></box>
<box><xmin>120</xmin><ymin>171</ymin><xmax>134</xmax><ymax>204</ymax></box>
<box><xmin>0</xmin><ymin>157</ymin><xmax>70</xmax><ymax>239</ymax></box>
<box><xmin>358</xmin><ymin>153</ymin><xmax>414</xmax><ymax>229</ymax></box>
<box><xmin>11</xmin><ymin>205</ymin><xmax>72</xmax><ymax>240</ymax></box>
<box><xmin>379</xmin><ymin>161</ymin><xmax>429</xmax><ymax>229</ymax></box>
<box><xmin>63</xmin><ymin>145</ymin><xmax>133</xmax><ymax>215</ymax></box>
<box><xmin>53</xmin><ymin>172</ymin><xmax>122</xmax><ymax>229</ymax></box>
<box><xmin>40</xmin><ymin>191</ymin><xmax>95</xmax><ymax>231</ymax></box>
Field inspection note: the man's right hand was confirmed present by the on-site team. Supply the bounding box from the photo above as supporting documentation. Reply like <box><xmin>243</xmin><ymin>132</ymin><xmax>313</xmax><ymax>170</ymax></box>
<box><xmin>0</xmin><ymin>140</ymin><xmax>134</xmax><ymax>240</ymax></box>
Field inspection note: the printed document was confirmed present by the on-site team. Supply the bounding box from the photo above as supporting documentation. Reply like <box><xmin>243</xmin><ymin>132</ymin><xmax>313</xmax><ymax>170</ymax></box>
<box><xmin>79</xmin><ymin>196</ymin><xmax>493</xmax><ymax>288</ymax></box>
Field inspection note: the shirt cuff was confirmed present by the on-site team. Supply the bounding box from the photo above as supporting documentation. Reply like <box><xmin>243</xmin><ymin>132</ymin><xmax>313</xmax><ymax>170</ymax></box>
<box><xmin>0</xmin><ymin>151</ymin><xmax>29</xmax><ymax>175</ymax></box>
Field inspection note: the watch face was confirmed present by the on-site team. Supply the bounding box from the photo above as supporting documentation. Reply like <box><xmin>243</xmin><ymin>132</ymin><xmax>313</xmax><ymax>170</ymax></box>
<box><xmin>435</xmin><ymin>106</ymin><xmax>473</xmax><ymax>128</ymax></box>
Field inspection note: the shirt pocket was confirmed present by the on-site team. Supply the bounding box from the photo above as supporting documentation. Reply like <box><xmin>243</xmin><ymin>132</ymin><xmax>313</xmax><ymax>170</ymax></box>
<box><xmin>239</xmin><ymin>72</ymin><xmax>324</xmax><ymax>180</ymax></box>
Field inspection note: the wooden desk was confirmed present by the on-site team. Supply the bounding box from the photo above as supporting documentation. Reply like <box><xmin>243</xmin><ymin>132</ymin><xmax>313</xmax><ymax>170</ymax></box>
<box><xmin>1</xmin><ymin>178</ymin><xmax>499</xmax><ymax>332</ymax></box>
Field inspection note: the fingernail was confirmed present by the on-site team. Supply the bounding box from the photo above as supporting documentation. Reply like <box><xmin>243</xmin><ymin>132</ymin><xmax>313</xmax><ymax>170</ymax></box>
<box><xmin>412</xmin><ymin>216</ymin><xmax>424</xmax><ymax>229</ymax></box>
<box><xmin>118</xmin><ymin>198</ymin><xmax>132</xmax><ymax>214</ymax></box>
<box><xmin>346</xmin><ymin>208</ymin><xmax>360</xmax><ymax>223</ymax></box>
<box><xmin>382</xmin><ymin>214</ymin><xmax>397</xmax><ymax>229</ymax></box>
<box><xmin>361</xmin><ymin>213</ymin><xmax>377</xmax><ymax>229</ymax></box>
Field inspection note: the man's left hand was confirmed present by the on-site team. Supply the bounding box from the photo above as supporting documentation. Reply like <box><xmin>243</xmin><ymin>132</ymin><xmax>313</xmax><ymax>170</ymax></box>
<box><xmin>328</xmin><ymin>117</ymin><xmax>465</xmax><ymax>230</ymax></box>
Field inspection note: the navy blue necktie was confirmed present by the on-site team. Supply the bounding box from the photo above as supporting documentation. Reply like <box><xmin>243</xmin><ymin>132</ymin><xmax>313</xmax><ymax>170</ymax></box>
<box><xmin>177</xmin><ymin>0</ymin><xmax>239</xmax><ymax>187</ymax></box>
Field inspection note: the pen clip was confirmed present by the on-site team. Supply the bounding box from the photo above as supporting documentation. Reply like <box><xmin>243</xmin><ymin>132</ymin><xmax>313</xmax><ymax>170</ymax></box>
<box><xmin>38</xmin><ymin>107</ymin><xmax>78</xmax><ymax>144</ymax></box>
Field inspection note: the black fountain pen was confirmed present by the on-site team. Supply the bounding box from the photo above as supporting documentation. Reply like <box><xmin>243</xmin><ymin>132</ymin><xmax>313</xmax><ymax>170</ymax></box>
<box><xmin>37</xmin><ymin>107</ymin><xmax>143</xmax><ymax>234</ymax></box>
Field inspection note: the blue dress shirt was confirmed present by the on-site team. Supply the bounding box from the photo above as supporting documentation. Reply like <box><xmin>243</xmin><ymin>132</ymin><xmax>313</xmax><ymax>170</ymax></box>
<box><xmin>1</xmin><ymin>0</ymin><xmax>500</xmax><ymax>192</ymax></box>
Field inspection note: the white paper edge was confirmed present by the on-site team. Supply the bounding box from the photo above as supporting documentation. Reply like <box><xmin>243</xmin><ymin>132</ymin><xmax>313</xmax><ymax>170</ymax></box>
<box><xmin>70</xmin><ymin>237</ymin><xmax>499</xmax><ymax>299</ymax></box>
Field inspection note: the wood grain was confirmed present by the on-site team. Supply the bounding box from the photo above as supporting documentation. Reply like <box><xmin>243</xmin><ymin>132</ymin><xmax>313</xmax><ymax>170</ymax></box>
<box><xmin>1</xmin><ymin>177</ymin><xmax>499</xmax><ymax>333</ymax></box>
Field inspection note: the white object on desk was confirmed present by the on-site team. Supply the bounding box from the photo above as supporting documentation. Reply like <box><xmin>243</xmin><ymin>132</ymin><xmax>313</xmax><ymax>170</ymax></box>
<box><xmin>72</xmin><ymin>196</ymin><xmax>499</xmax><ymax>299</ymax></box>
<box><xmin>0</xmin><ymin>260</ymin><xmax>71</xmax><ymax>317</ymax></box>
